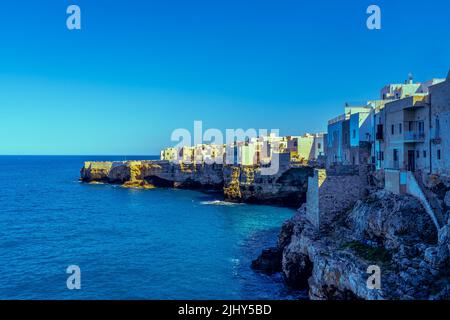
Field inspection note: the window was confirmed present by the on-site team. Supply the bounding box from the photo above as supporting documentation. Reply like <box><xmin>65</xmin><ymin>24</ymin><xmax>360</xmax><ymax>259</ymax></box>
<box><xmin>423</xmin><ymin>150</ymin><xmax>427</xmax><ymax>158</ymax></box>
<box><xmin>318</xmin><ymin>143</ymin><xmax>321</xmax><ymax>149</ymax></box>
<box><xmin>393</xmin><ymin>149</ymin><xmax>398</xmax><ymax>161</ymax></box>
<box><xmin>418</xmin><ymin>121</ymin><xmax>424</xmax><ymax>133</ymax></box>
<box><xmin>437</xmin><ymin>149</ymin><xmax>441</xmax><ymax>160</ymax></box>
<box><xmin>399</xmin><ymin>123</ymin><xmax>402</xmax><ymax>134</ymax></box>
<box><xmin>376</xmin><ymin>124</ymin><xmax>383</xmax><ymax>140</ymax></box>
<box><xmin>416</xmin><ymin>150</ymin><xmax>420</xmax><ymax>158</ymax></box>
<box><xmin>436</xmin><ymin>118</ymin><xmax>440</xmax><ymax>138</ymax></box>
<box><xmin>353</xmin><ymin>130</ymin><xmax>356</xmax><ymax>139</ymax></box>
<box><xmin>381</xmin><ymin>151</ymin><xmax>384</xmax><ymax>161</ymax></box>
<box><xmin>391</xmin><ymin>124</ymin><xmax>395</xmax><ymax>135</ymax></box>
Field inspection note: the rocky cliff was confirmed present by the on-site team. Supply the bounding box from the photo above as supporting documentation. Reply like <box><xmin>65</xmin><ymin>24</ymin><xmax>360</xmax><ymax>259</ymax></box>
<box><xmin>253</xmin><ymin>190</ymin><xmax>450</xmax><ymax>299</ymax></box>
<box><xmin>223</xmin><ymin>165</ymin><xmax>313</xmax><ymax>207</ymax></box>
<box><xmin>81</xmin><ymin>160</ymin><xmax>224</xmax><ymax>190</ymax></box>
<box><xmin>81</xmin><ymin>160</ymin><xmax>313</xmax><ymax>207</ymax></box>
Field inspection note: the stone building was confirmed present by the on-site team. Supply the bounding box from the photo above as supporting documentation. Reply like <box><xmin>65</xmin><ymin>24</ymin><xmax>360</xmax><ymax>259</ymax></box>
<box><xmin>160</xmin><ymin>147</ymin><xmax>178</xmax><ymax>162</ymax></box>
<box><xmin>287</xmin><ymin>133</ymin><xmax>325</xmax><ymax>163</ymax></box>
<box><xmin>376</xmin><ymin>95</ymin><xmax>430</xmax><ymax>172</ymax></box>
<box><xmin>372</xmin><ymin>77</ymin><xmax>444</xmax><ymax>170</ymax></box>
<box><xmin>240</xmin><ymin>143</ymin><xmax>257</xmax><ymax>166</ymax></box>
<box><xmin>379</xmin><ymin>74</ymin><xmax>444</xmax><ymax>100</ymax></box>
<box><xmin>179</xmin><ymin>146</ymin><xmax>195</xmax><ymax>164</ymax></box>
<box><xmin>429</xmin><ymin>72</ymin><xmax>450</xmax><ymax>178</ymax></box>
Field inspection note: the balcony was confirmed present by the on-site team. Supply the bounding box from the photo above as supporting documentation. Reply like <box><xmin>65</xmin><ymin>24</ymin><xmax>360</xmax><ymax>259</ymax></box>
<box><xmin>403</xmin><ymin>131</ymin><xmax>425</xmax><ymax>143</ymax></box>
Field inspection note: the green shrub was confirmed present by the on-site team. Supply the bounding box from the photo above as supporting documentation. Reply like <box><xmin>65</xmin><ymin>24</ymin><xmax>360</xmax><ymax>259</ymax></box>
<box><xmin>343</xmin><ymin>241</ymin><xmax>392</xmax><ymax>264</ymax></box>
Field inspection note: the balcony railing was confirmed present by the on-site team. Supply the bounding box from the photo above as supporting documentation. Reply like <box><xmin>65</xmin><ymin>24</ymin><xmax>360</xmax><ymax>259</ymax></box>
<box><xmin>403</xmin><ymin>131</ymin><xmax>425</xmax><ymax>142</ymax></box>
<box><xmin>430</xmin><ymin>128</ymin><xmax>441</xmax><ymax>144</ymax></box>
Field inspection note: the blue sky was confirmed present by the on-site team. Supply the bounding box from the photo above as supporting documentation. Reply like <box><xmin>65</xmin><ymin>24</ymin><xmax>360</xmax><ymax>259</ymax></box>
<box><xmin>0</xmin><ymin>0</ymin><xmax>449</xmax><ymax>155</ymax></box>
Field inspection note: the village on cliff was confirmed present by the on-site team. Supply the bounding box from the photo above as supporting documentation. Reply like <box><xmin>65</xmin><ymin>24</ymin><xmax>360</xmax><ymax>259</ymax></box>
<box><xmin>81</xmin><ymin>70</ymin><xmax>450</xmax><ymax>299</ymax></box>
<box><xmin>158</xmin><ymin>70</ymin><xmax>450</xmax><ymax>227</ymax></box>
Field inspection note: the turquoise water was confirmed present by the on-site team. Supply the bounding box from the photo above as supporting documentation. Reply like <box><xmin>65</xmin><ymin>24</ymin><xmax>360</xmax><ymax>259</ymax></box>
<box><xmin>0</xmin><ymin>156</ymin><xmax>299</xmax><ymax>299</ymax></box>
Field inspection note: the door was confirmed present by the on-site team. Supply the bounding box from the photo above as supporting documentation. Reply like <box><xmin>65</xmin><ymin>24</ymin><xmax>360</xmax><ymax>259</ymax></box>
<box><xmin>407</xmin><ymin>150</ymin><xmax>415</xmax><ymax>172</ymax></box>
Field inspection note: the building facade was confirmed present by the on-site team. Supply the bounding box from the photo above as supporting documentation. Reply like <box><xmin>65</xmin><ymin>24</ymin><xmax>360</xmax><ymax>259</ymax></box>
<box><xmin>376</xmin><ymin>95</ymin><xmax>430</xmax><ymax>172</ymax></box>
<box><xmin>429</xmin><ymin>73</ymin><xmax>450</xmax><ymax>177</ymax></box>
<box><xmin>326</xmin><ymin>105</ymin><xmax>373</xmax><ymax>167</ymax></box>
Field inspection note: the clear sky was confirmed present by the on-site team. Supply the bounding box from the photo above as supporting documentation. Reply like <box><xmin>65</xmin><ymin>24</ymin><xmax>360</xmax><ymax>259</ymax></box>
<box><xmin>0</xmin><ymin>0</ymin><xmax>449</xmax><ymax>155</ymax></box>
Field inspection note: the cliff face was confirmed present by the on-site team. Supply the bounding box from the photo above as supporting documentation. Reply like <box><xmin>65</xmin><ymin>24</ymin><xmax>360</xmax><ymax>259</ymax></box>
<box><xmin>254</xmin><ymin>190</ymin><xmax>450</xmax><ymax>300</ymax></box>
<box><xmin>223</xmin><ymin>165</ymin><xmax>314</xmax><ymax>207</ymax></box>
<box><xmin>81</xmin><ymin>161</ymin><xmax>313</xmax><ymax>207</ymax></box>
<box><xmin>81</xmin><ymin>160</ymin><xmax>224</xmax><ymax>190</ymax></box>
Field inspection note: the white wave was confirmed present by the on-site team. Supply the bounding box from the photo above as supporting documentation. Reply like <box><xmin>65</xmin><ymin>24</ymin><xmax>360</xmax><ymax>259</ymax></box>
<box><xmin>200</xmin><ymin>200</ymin><xmax>243</xmax><ymax>206</ymax></box>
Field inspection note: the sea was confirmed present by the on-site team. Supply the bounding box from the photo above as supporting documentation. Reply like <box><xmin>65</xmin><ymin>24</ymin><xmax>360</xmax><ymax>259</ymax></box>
<box><xmin>0</xmin><ymin>156</ymin><xmax>303</xmax><ymax>299</ymax></box>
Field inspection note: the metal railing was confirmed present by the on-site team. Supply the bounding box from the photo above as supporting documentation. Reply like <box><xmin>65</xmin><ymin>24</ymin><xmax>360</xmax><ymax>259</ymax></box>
<box><xmin>403</xmin><ymin>131</ymin><xmax>425</xmax><ymax>142</ymax></box>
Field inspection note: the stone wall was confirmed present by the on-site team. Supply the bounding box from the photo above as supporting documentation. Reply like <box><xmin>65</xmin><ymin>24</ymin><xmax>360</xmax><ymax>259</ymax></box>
<box><xmin>384</xmin><ymin>169</ymin><xmax>402</xmax><ymax>194</ymax></box>
<box><xmin>305</xmin><ymin>168</ymin><xmax>368</xmax><ymax>231</ymax></box>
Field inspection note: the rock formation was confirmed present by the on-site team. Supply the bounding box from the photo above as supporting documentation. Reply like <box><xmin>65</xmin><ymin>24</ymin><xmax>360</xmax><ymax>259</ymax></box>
<box><xmin>223</xmin><ymin>165</ymin><xmax>313</xmax><ymax>206</ymax></box>
<box><xmin>80</xmin><ymin>160</ymin><xmax>313</xmax><ymax>207</ymax></box>
<box><xmin>254</xmin><ymin>190</ymin><xmax>450</xmax><ymax>299</ymax></box>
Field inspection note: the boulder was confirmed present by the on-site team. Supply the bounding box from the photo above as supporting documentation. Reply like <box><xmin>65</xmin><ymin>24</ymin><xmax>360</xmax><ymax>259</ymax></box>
<box><xmin>282</xmin><ymin>245</ymin><xmax>312</xmax><ymax>289</ymax></box>
<box><xmin>251</xmin><ymin>247</ymin><xmax>282</xmax><ymax>274</ymax></box>
<box><xmin>444</xmin><ymin>191</ymin><xmax>450</xmax><ymax>208</ymax></box>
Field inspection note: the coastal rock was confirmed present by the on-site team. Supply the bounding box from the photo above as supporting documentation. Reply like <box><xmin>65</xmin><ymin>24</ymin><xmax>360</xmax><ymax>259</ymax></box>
<box><xmin>251</xmin><ymin>247</ymin><xmax>282</xmax><ymax>274</ymax></box>
<box><xmin>437</xmin><ymin>224</ymin><xmax>450</xmax><ymax>268</ymax></box>
<box><xmin>223</xmin><ymin>165</ymin><xmax>313</xmax><ymax>207</ymax></box>
<box><xmin>81</xmin><ymin>160</ymin><xmax>223</xmax><ymax>190</ymax></box>
<box><xmin>222</xmin><ymin>166</ymin><xmax>242</xmax><ymax>201</ymax></box>
<box><xmin>80</xmin><ymin>161</ymin><xmax>112</xmax><ymax>182</ymax></box>
<box><xmin>80</xmin><ymin>160</ymin><xmax>312</xmax><ymax>207</ymax></box>
<box><xmin>346</xmin><ymin>191</ymin><xmax>437</xmax><ymax>250</ymax></box>
<box><xmin>444</xmin><ymin>191</ymin><xmax>450</xmax><ymax>208</ymax></box>
<box><xmin>282</xmin><ymin>246</ymin><xmax>312</xmax><ymax>289</ymax></box>
<box><xmin>122</xmin><ymin>180</ymin><xmax>155</xmax><ymax>189</ymax></box>
<box><xmin>277</xmin><ymin>219</ymin><xmax>295</xmax><ymax>249</ymax></box>
<box><xmin>256</xmin><ymin>189</ymin><xmax>449</xmax><ymax>299</ymax></box>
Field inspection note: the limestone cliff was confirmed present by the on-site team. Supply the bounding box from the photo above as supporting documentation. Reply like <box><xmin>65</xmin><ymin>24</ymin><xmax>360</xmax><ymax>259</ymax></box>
<box><xmin>223</xmin><ymin>165</ymin><xmax>314</xmax><ymax>207</ymax></box>
<box><xmin>253</xmin><ymin>190</ymin><xmax>450</xmax><ymax>300</ymax></box>
<box><xmin>81</xmin><ymin>160</ymin><xmax>313</xmax><ymax>207</ymax></box>
<box><xmin>81</xmin><ymin>160</ymin><xmax>224</xmax><ymax>190</ymax></box>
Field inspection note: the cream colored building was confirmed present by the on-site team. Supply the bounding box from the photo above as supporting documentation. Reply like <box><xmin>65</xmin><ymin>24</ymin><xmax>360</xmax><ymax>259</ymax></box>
<box><xmin>240</xmin><ymin>143</ymin><xmax>257</xmax><ymax>166</ymax></box>
<box><xmin>289</xmin><ymin>133</ymin><xmax>325</xmax><ymax>163</ymax></box>
<box><xmin>377</xmin><ymin>95</ymin><xmax>430</xmax><ymax>172</ymax></box>
<box><xmin>160</xmin><ymin>147</ymin><xmax>178</xmax><ymax>161</ymax></box>
<box><xmin>380</xmin><ymin>74</ymin><xmax>444</xmax><ymax>100</ymax></box>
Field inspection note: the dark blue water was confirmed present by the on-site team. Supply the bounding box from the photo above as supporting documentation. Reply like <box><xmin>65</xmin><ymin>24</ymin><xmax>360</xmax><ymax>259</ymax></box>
<box><xmin>0</xmin><ymin>156</ymin><xmax>299</xmax><ymax>299</ymax></box>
